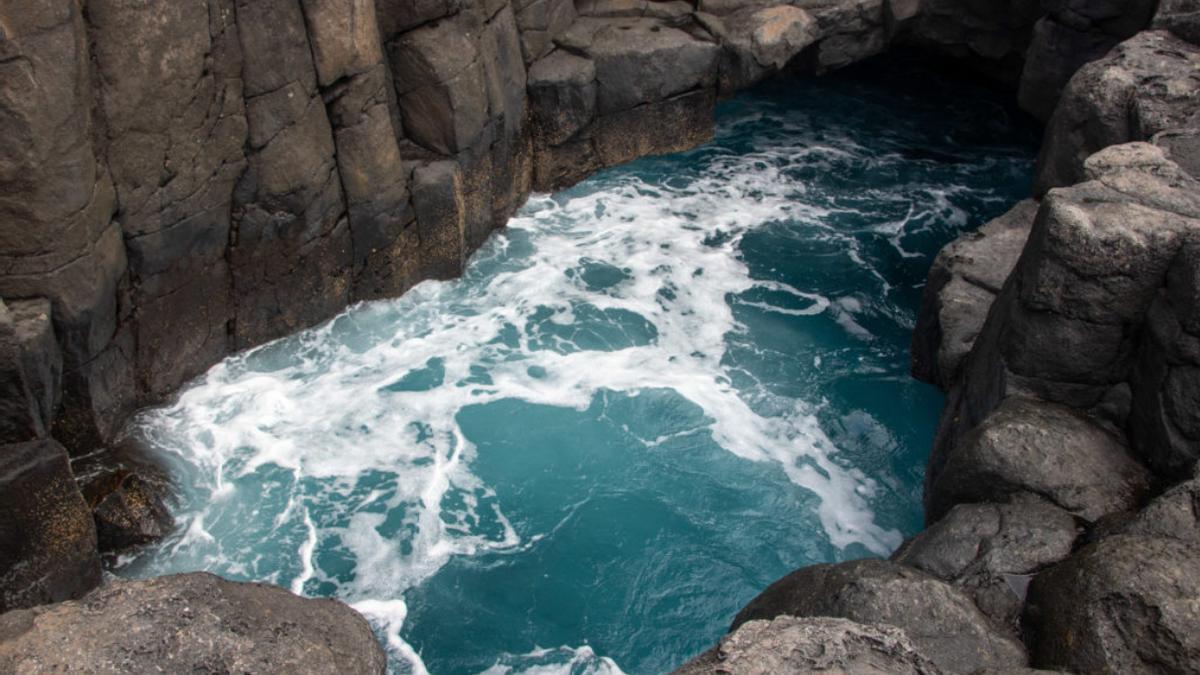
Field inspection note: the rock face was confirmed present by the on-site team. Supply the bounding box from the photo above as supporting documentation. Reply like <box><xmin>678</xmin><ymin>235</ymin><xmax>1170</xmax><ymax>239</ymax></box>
<box><xmin>926</xmin><ymin>397</ymin><xmax>1150</xmax><ymax>523</ymax></box>
<box><xmin>0</xmin><ymin>572</ymin><xmax>387</xmax><ymax>673</ymax></box>
<box><xmin>911</xmin><ymin>199</ymin><xmax>1037</xmax><ymax>389</ymax></box>
<box><xmin>732</xmin><ymin>559</ymin><xmax>1028</xmax><ymax>673</ymax></box>
<box><xmin>675</xmin><ymin>616</ymin><xmax>940</xmax><ymax>674</ymax></box>
<box><xmin>891</xmin><ymin>497</ymin><xmax>1079</xmax><ymax>634</ymax></box>
<box><xmin>1024</xmin><ymin>535</ymin><xmax>1200</xmax><ymax>674</ymax></box>
<box><xmin>0</xmin><ymin>439</ymin><xmax>101</xmax><ymax>613</ymax></box>
<box><xmin>1034</xmin><ymin>30</ymin><xmax>1200</xmax><ymax>193</ymax></box>
<box><xmin>0</xmin><ymin>300</ymin><xmax>61</xmax><ymax>444</ymax></box>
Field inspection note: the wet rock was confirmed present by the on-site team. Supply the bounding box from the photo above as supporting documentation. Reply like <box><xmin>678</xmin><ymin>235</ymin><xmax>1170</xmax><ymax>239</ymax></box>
<box><xmin>733</xmin><ymin>559</ymin><xmax>1028</xmax><ymax>673</ymax></box>
<box><xmin>912</xmin><ymin>199</ymin><xmax>1036</xmax><ymax>389</ymax></box>
<box><xmin>80</xmin><ymin>468</ymin><xmax>173</xmax><ymax>553</ymax></box>
<box><xmin>0</xmin><ymin>299</ymin><xmax>61</xmax><ymax>443</ymax></box>
<box><xmin>0</xmin><ymin>572</ymin><xmax>387</xmax><ymax>673</ymax></box>
<box><xmin>0</xmin><ymin>439</ymin><xmax>101</xmax><ymax>612</ymax></box>
<box><xmin>411</xmin><ymin>161</ymin><xmax>467</xmax><ymax>281</ymax></box>
<box><xmin>927</xmin><ymin>397</ymin><xmax>1150</xmax><ymax>523</ymax></box>
<box><xmin>1034</xmin><ymin>31</ymin><xmax>1200</xmax><ymax>194</ymax></box>
<box><xmin>1025</xmin><ymin>535</ymin><xmax>1200</xmax><ymax>673</ymax></box>
<box><xmin>891</xmin><ymin>497</ymin><xmax>1080</xmax><ymax>633</ymax></box>
<box><xmin>674</xmin><ymin>616</ymin><xmax>940</xmax><ymax>674</ymax></box>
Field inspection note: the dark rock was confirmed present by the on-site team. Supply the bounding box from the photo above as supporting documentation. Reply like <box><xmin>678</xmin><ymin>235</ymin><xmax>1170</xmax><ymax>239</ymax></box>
<box><xmin>1154</xmin><ymin>0</ymin><xmax>1200</xmax><ymax>44</ymax></box>
<box><xmin>696</xmin><ymin>6</ymin><xmax>818</xmax><ymax>93</ymax></box>
<box><xmin>733</xmin><ymin>559</ymin><xmax>1028</xmax><ymax>673</ymax></box>
<box><xmin>892</xmin><ymin>497</ymin><xmax>1080</xmax><ymax>633</ymax></box>
<box><xmin>375</xmin><ymin>0</ymin><xmax>460</xmax><ymax>39</ymax></box>
<box><xmin>912</xmin><ymin>199</ymin><xmax>1037</xmax><ymax>389</ymax></box>
<box><xmin>1017</xmin><ymin>17</ymin><xmax>1121</xmax><ymax>123</ymax></box>
<box><xmin>1154</xmin><ymin>127</ymin><xmax>1200</xmax><ymax>179</ymax></box>
<box><xmin>411</xmin><ymin>161</ymin><xmax>467</xmax><ymax>280</ymax></box>
<box><xmin>528</xmin><ymin>50</ymin><xmax>598</xmax><ymax>148</ymax></box>
<box><xmin>0</xmin><ymin>572</ymin><xmax>387</xmax><ymax>673</ymax></box>
<box><xmin>1114</xmin><ymin>470</ymin><xmax>1200</xmax><ymax>543</ymax></box>
<box><xmin>803</xmin><ymin>0</ymin><xmax>889</xmax><ymax>72</ymax></box>
<box><xmin>0</xmin><ymin>299</ymin><xmax>61</xmax><ymax>443</ymax></box>
<box><xmin>674</xmin><ymin>616</ymin><xmax>940</xmax><ymax>674</ymax></box>
<box><xmin>927</xmin><ymin>397</ymin><xmax>1150</xmax><ymax>523</ymax></box>
<box><xmin>1025</xmin><ymin>535</ymin><xmax>1200</xmax><ymax>673</ymax></box>
<box><xmin>515</xmin><ymin>0</ymin><xmax>577</xmax><ymax>62</ymax></box>
<box><xmin>1034</xmin><ymin>31</ymin><xmax>1200</xmax><ymax>194</ymax></box>
<box><xmin>81</xmin><ymin>469</ymin><xmax>173</xmax><ymax>553</ymax></box>
<box><xmin>902</xmin><ymin>0</ymin><xmax>1045</xmax><ymax>84</ymax></box>
<box><xmin>0</xmin><ymin>439</ymin><xmax>101</xmax><ymax>612</ymax></box>
<box><xmin>591</xmin><ymin>88</ymin><xmax>717</xmax><ymax>174</ymax></box>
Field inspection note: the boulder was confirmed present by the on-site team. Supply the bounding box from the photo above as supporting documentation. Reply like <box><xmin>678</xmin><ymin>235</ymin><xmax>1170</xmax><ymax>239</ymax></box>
<box><xmin>515</xmin><ymin>0</ymin><xmax>577</xmax><ymax>62</ymax></box>
<box><xmin>927</xmin><ymin>397</ymin><xmax>1150</xmax><ymax>523</ymax></box>
<box><xmin>891</xmin><ymin>497</ymin><xmax>1080</xmax><ymax>633</ymax></box>
<box><xmin>674</xmin><ymin>616</ymin><xmax>940</xmax><ymax>674</ymax></box>
<box><xmin>1016</xmin><ymin>17</ymin><xmax>1121</xmax><ymax>123</ymax></box>
<box><xmin>1034</xmin><ymin>31</ymin><xmax>1200</xmax><ymax>194</ymax></box>
<box><xmin>733</xmin><ymin>559</ymin><xmax>1028</xmax><ymax>673</ymax></box>
<box><xmin>1025</xmin><ymin>535</ymin><xmax>1200</xmax><ymax>673</ymax></box>
<box><xmin>0</xmin><ymin>299</ymin><xmax>61</xmax><ymax>443</ymax></box>
<box><xmin>79</xmin><ymin>467</ymin><xmax>173</xmax><ymax>553</ymax></box>
<box><xmin>697</xmin><ymin>6</ymin><xmax>819</xmax><ymax>93</ymax></box>
<box><xmin>1154</xmin><ymin>0</ymin><xmax>1200</xmax><ymax>44</ymax></box>
<box><xmin>0</xmin><ymin>439</ymin><xmax>101</xmax><ymax>612</ymax></box>
<box><xmin>911</xmin><ymin>199</ymin><xmax>1037</xmax><ymax>389</ymax></box>
<box><xmin>0</xmin><ymin>572</ymin><xmax>387</xmax><ymax>673</ymax></box>
<box><xmin>411</xmin><ymin>161</ymin><xmax>467</xmax><ymax>281</ymax></box>
<box><xmin>1114</xmin><ymin>470</ymin><xmax>1200</xmax><ymax>543</ymax></box>
<box><xmin>528</xmin><ymin>50</ymin><xmax>598</xmax><ymax>148</ymax></box>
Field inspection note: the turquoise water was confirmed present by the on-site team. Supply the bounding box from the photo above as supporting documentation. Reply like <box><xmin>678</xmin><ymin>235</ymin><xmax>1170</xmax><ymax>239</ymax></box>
<box><xmin>115</xmin><ymin>56</ymin><xmax>1036</xmax><ymax>674</ymax></box>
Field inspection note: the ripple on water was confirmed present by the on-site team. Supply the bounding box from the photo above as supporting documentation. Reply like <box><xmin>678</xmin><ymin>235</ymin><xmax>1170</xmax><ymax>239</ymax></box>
<box><xmin>115</xmin><ymin>54</ymin><xmax>1037</xmax><ymax>675</ymax></box>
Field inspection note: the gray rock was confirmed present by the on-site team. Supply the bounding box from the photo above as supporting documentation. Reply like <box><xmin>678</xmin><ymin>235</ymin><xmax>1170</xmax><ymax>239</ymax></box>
<box><xmin>675</xmin><ymin>616</ymin><xmax>940</xmax><ymax>674</ymax></box>
<box><xmin>892</xmin><ymin>497</ymin><xmax>1080</xmax><ymax>633</ymax></box>
<box><xmin>1025</xmin><ymin>535</ymin><xmax>1200</xmax><ymax>673</ymax></box>
<box><xmin>411</xmin><ymin>161</ymin><xmax>467</xmax><ymax>281</ymax></box>
<box><xmin>698</xmin><ymin>6</ymin><xmax>819</xmax><ymax>93</ymax></box>
<box><xmin>0</xmin><ymin>299</ymin><xmax>61</xmax><ymax>443</ymax></box>
<box><xmin>81</xmin><ymin>468</ymin><xmax>173</xmax><ymax>553</ymax></box>
<box><xmin>515</xmin><ymin>0</ymin><xmax>577</xmax><ymax>62</ymax></box>
<box><xmin>0</xmin><ymin>572</ymin><xmax>386</xmax><ymax>673</ymax></box>
<box><xmin>927</xmin><ymin>397</ymin><xmax>1150</xmax><ymax>523</ymax></box>
<box><xmin>1115</xmin><ymin>470</ymin><xmax>1200</xmax><ymax>543</ymax></box>
<box><xmin>528</xmin><ymin>50</ymin><xmax>598</xmax><ymax>149</ymax></box>
<box><xmin>0</xmin><ymin>439</ymin><xmax>101</xmax><ymax>612</ymax></box>
<box><xmin>1017</xmin><ymin>17</ymin><xmax>1121</xmax><ymax>123</ymax></box>
<box><xmin>1154</xmin><ymin>0</ymin><xmax>1200</xmax><ymax>44</ymax></box>
<box><xmin>912</xmin><ymin>199</ymin><xmax>1037</xmax><ymax>389</ymax></box>
<box><xmin>732</xmin><ymin>559</ymin><xmax>1028</xmax><ymax>673</ymax></box>
<box><xmin>1034</xmin><ymin>30</ymin><xmax>1200</xmax><ymax>194</ymax></box>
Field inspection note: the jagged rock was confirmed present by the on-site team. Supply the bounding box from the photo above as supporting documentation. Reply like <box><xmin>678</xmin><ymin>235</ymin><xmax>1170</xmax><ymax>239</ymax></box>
<box><xmin>528</xmin><ymin>50</ymin><xmax>598</xmax><ymax>149</ymax></box>
<box><xmin>515</xmin><ymin>0</ymin><xmax>577</xmax><ymax>62</ymax></box>
<box><xmin>0</xmin><ymin>299</ymin><xmax>61</xmax><ymax>443</ymax></box>
<box><xmin>0</xmin><ymin>572</ymin><xmax>386</xmax><ymax>673</ymax></box>
<box><xmin>732</xmin><ymin>559</ymin><xmax>1028</xmax><ymax>673</ymax></box>
<box><xmin>1017</xmin><ymin>18</ymin><xmax>1120</xmax><ymax>123</ymax></box>
<box><xmin>891</xmin><ymin>497</ymin><xmax>1079</xmax><ymax>633</ymax></box>
<box><xmin>1025</xmin><ymin>535</ymin><xmax>1200</xmax><ymax>673</ymax></box>
<box><xmin>0</xmin><ymin>439</ymin><xmax>101</xmax><ymax>613</ymax></box>
<box><xmin>1155</xmin><ymin>128</ymin><xmax>1200</xmax><ymax>179</ymax></box>
<box><xmin>1113</xmin><ymin>469</ymin><xmax>1200</xmax><ymax>542</ymax></box>
<box><xmin>911</xmin><ymin>199</ymin><xmax>1037</xmax><ymax>389</ymax></box>
<box><xmin>697</xmin><ymin>6</ymin><xmax>819</xmax><ymax>93</ymax></box>
<box><xmin>927</xmin><ymin>397</ymin><xmax>1150</xmax><ymax>523</ymax></box>
<box><xmin>412</xmin><ymin>161</ymin><xmax>467</xmax><ymax>280</ymax></box>
<box><xmin>80</xmin><ymin>469</ymin><xmax>173</xmax><ymax>553</ymax></box>
<box><xmin>674</xmin><ymin>616</ymin><xmax>940</xmax><ymax>674</ymax></box>
<box><xmin>803</xmin><ymin>0</ymin><xmax>889</xmax><ymax>71</ymax></box>
<box><xmin>1034</xmin><ymin>31</ymin><xmax>1200</xmax><ymax>194</ymax></box>
<box><xmin>903</xmin><ymin>0</ymin><xmax>1045</xmax><ymax>84</ymax></box>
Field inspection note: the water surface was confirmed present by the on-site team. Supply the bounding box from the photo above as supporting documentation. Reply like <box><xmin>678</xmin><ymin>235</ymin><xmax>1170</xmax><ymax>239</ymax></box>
<box><xmin>116</xmin><ymin>55</ymin><xmax>1037</xmax><ymax>674</ymax></box>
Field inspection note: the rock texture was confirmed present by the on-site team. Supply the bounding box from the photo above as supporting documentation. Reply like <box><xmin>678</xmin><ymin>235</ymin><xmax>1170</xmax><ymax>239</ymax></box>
<box><xmin>891</xmin><ymin>497</ymin><xmax>1079</xmax><ymax>634</ymax></box>
<box><xmin>1024</xmin><ymin>535</ymin><xmax>1200</xmax><ymax>673</ymax></box>
<box><xmin>675</xmin><ymin>616</ymin><xmax>940</xmax><ymax>674</ymax></box>
<box><xmin>732</xmin><ymin>559</ymin><xmax>1028</xmax><ymax>673</ymax></box>
<box><xmin>0</xmin><ymin>572</ymin><xmax>387</xmax><ymax>673</ymax></box>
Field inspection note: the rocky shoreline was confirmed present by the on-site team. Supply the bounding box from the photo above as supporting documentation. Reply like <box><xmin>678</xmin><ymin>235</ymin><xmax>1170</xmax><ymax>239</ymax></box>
<box><xmin>2</xmin><ymin>0</ymin><xmax>1198</xmax><ymax>672</ymax></box>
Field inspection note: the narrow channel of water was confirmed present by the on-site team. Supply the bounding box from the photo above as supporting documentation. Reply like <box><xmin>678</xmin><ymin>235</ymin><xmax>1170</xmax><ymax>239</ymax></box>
<box><xmin>114</xmin><ymin>55</ymin><xmax>1037</xmax><ymax>674</ymax></box>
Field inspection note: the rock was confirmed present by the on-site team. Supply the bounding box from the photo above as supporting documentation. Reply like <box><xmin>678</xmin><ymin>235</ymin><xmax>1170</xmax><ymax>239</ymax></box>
<box><xmin>1154</xmin><ymin>0</ymin><xmax>1200</xmax><ymax>44</ymax></box>
<box><xmin>1115</xmin><ymin>470</ymin><xmax>1200</xmax><ymax>543</ymax></box>
<box><xmin>674</xmin><ymin>616</ymin><xmax>940</xmax><ymax>674</ymax></box>
<box><xmin>1034</xmin><ymin>31</ymin><xmax>1200</xmax><ymax>194</ymax></box>
<box><xmin>1016</xmin><ymin>17</ymin><xmax>1121</xmax><ymax>123</ymax></box>
<box><xmin>81</xmin><ymin>470</ymin><xmax>173</xmax><ymax>553</ymax></box>
<box><xmin>733</xmin><ymin>559</ymin><xmax>1028</xmax><ymax>673</ymax></box>
<box><xmin>927</xmin><ymin>397</ymin><xmax>1151</xmax><ymax>523</ymax></box>
<box><xmin>0</xmin><ymin>439</ymin><xmax>101</xmax><ymax>612</ymax></box>
<box><xmin>0</xmin><ymin>572</ymin><xmax>387</xmax><ymax>673</ymax></box>
<box><xmin>515</xmin><ymin>0</ymin><xmax>577</xmax><ymax>62</ymax></box>
<box><xmin>804</xmin><ymin>0</ymin><xmax>889</xmax><ymax>71</ymax></box>
<box><xmin>1025</xmin><ymin>535</ymin><xmax>1200</xmax><ymax>673</ymax></box>
<box><xmin>698</xmin><ymin>6</ymin><xmax>819</xmax><ymax>93</ymax></box>
<box><xmin>1154</xmin><ymin>127</ymin><xmax>1200</xmax><ymax>179</ymax></box>
<box><xmin>411</xmin><ymin>161</ymin><xmax>467</xmax><ymax>281</ymax></box>
<box><xmin>903</xmin><ymin>0</ymin><xmax>1044</xmax><ymax>84</ymax></box>
<box><xmin>891</xmin><ymin>497</ymin><xmax>1080</xmax><ymax>633</ymax></box>
<box><xmin>0</xmin><ymin>299</ymin><xmax>61</xmax><ymax>443</ymax></box>
<box><xmin>911</xmin><ymin>199</ymin><xmax>1037</xmax><ymax>389</ymax></box>
<box><xmin>528</xmin><ymin>50</ymin><xmax>598</xmax><ymax>148</ymax></box>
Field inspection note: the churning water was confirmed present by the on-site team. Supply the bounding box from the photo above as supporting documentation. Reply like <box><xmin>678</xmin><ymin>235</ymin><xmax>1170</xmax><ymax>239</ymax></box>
<box><xmin>115</xmin><ymin>56</ymin><xmax>1037</xmax><ymax>674</ymax></box>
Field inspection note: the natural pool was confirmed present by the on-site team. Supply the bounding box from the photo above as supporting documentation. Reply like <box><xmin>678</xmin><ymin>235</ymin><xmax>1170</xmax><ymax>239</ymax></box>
<box><xmin>115</xmin><ymin>55</ymin><xmax>1037</xmax><ymax>674</ymax></box>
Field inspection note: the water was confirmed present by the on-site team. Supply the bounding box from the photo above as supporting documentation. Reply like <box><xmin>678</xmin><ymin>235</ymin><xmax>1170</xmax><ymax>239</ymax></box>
<box><xmin>114</xmin><ymin>55</ymin><xmax>1037</xmax><ymax>674</ymax></box>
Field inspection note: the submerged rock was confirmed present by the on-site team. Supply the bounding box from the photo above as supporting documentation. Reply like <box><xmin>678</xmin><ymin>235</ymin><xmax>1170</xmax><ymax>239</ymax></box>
<box><xmin>892</xmin><ymin>497</ymin><xmax>1079</xmax><ymax>634</ymax></box>
<box><xmin>0</xmin><ymin>572</ymin><xmax>387</xmax><ymax>673</ymax></box>
<box><xmin>911</xmin><ymin>199</ymin><xmax>1037</xmax><ymax>389</ymax></box>
<box><xmin>0</xmin><ymin>439</ymin><xmax>101</xmax><ymax>613</ymax></box>
<box><xmin>927</xmin><ymin>397</ymin><xmax>1150</xmax><ymax>523</ymax></box>
<box><xmin>1025</xmin><ymin>535</ymin><xmax>1200</xmax><ymax>673</ymax></box>
<box><xmin>732</xmin><ymin>559</ymin><xmax>1028</xmax><ymax>673</ymax></box>
<box><xmin>674</xmin><ymin>616</ymin><xmax>940</xmax><ymax>674</ymax></box>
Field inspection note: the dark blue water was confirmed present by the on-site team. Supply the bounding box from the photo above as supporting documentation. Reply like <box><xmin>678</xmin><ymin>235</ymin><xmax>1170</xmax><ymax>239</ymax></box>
<box><xmin>115</xmin><ymin>56</ymin><xmax>1037</xmax><ymax>674</ymax></box>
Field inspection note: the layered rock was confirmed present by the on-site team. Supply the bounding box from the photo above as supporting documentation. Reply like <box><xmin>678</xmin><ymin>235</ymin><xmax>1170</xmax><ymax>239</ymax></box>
<box><xmin>0</xmin><ymin>572</ymin><xmax>387</xmax><ymax>673</ymax></box>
